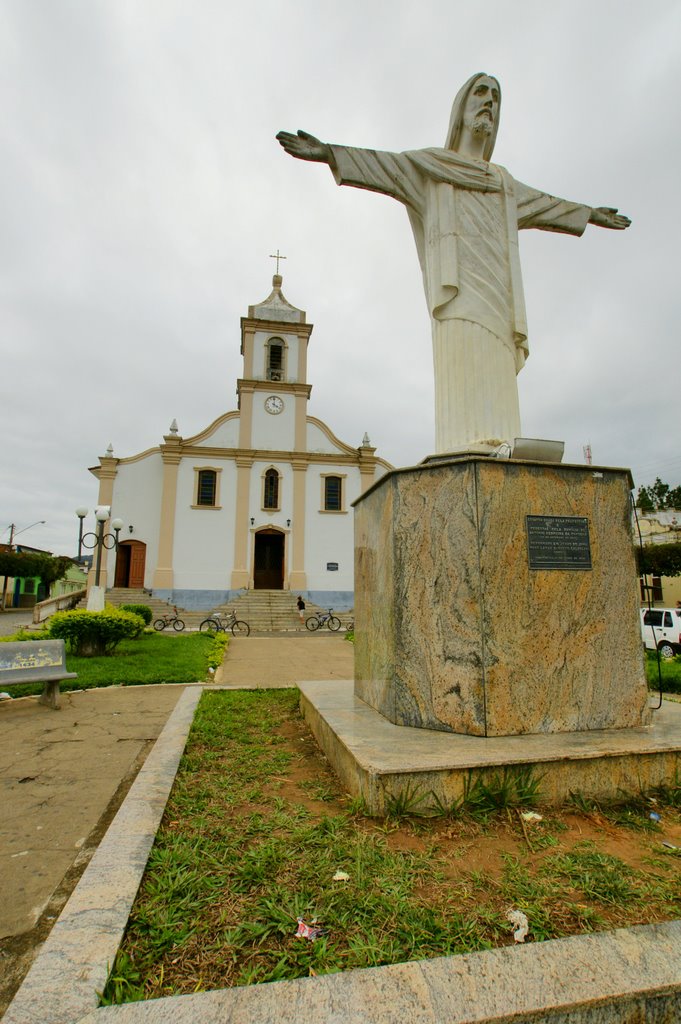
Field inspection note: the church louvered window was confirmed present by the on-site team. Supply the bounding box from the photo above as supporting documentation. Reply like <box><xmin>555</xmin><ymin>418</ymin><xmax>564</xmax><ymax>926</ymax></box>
<box><xmin>324</xmin><ymin>476</ymin><xmax>342</xmax><ymax>511</ymax></box>
<box><xmin>264</xmin><ymin>468</ymin><xmax>280</xmax><ymax>510</ymax></box>
<box><xmin>267</xmin><ymin>339</ymin><xmax>284</xmax><ymax>381</ymax></box>
<box><xmin>197</xmin><ymin>470</ymin><xmax>217</xmax><ymax>506</ymax></box>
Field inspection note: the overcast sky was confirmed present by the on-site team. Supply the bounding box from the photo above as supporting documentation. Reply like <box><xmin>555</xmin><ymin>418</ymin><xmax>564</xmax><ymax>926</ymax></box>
<box><xmin>1</xmin><ymin>0</ymin><xmax>679</xmax><ymax>557</ymax></box>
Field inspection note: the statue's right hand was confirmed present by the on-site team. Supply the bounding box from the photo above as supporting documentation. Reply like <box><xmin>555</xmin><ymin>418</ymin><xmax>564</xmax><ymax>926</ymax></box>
<box><xmin>276</xmin><ymin>130</ymin><xmax>330</xmax><ymax>164</ymax></box>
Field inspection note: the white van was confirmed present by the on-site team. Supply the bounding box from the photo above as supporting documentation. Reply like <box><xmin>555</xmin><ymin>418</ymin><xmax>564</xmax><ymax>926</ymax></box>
<box><xmin>640</xmin><ymin>607</ymin><xmax>681</xmax><ymax>658</ymax></box>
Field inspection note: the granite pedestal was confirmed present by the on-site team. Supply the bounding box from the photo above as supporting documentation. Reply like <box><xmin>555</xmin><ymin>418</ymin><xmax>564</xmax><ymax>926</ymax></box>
<box><xmin>299</xmin><ymin>680</ymin><xmax>681</xmax><ymax>815</ymax></box>
<box><xmin>353</xmin><ymin>457</ymin><xmax>650</xmax><ymax>737</ymax></box>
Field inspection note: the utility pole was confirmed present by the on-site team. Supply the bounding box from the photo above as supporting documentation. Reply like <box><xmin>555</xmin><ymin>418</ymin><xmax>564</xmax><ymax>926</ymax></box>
<box><xmin>0</xmin><ymin>521</ymin><xmax>45</xmax><ymax>611</ymax></box>
<box><xmin>0</xmin><ymin>523</ymin><xmax>16</xmax><ymax>612</ymax></box>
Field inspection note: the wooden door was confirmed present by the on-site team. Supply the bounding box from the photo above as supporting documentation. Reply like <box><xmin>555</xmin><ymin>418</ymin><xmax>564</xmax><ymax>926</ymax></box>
<box><xmin>128</xmin><ymin>542</ymin><xmax>146</xmax><ymax>588</ymax></box>
<box><xmin>253</xmin><ymin>530</ymin><xmax>284</xmax><ymax>589</ymax></box>
<box><xmin>114</xmin><ymin>541</ymin><xmax>146</xmax><ymax>588</ymax></box>
<box><xmin>114</xmin><ymin>544</ymin><xmax>131</xmax><ymax>587</ymax></box>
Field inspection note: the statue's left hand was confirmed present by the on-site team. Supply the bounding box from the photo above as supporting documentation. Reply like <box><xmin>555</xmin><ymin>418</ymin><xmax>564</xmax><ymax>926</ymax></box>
<box><xmin>275</xmin><ymin>130</ymin><xmax>331</xmax><ymax>164</ymax></box>
<box><xmin>589</xmin><ymin>207</ymin><xmax>631</xmax><ymax>230</ymax></box>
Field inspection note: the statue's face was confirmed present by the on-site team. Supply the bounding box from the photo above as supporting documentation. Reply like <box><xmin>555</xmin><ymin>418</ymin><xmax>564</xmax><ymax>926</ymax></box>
<box><xmin>462</xmin><ymin>76</ymin><xmax>499</xmax><ymax>136</ymax></box>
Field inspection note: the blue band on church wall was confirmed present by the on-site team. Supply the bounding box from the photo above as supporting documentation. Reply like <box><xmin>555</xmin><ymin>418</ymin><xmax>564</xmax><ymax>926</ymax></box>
<box><xmin>153</xmin><ymin>589</ymin><xmax>354</xmax><ymax>611</ymax></box>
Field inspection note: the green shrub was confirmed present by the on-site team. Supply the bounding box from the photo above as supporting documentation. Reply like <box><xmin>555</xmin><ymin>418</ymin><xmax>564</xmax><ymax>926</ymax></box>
<box><xmin>48</xmin><ymin>609</ymin><xmax>145</xmax><ymax>657</ymax></box>
<box><xmin>120</xmin><ymin>603</ymin><xmax>153</xmax><ymax>625</ymax></box>
<box><xmin>645</xmin><ymin>652</ymin><xmax>681</xmax><ymax>694</ymax></box>
<box><xmin>207</xmin><ymin>631</ymin><xmax>229</xmax><ymax>670</ymax></box>
<box><xmin>0</xmin><ymin>628</ymin><xmax>50</xmax><ymax>643</ymax></box>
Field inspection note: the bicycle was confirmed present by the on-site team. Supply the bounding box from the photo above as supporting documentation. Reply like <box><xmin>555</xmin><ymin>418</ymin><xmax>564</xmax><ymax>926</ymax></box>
<box><xmin>305</xmin><ymin>608</ymin><xmax>341</xmax><ymax>632</ymax></box>
<box><xmin>199</xmin><ymin>611</ymin><xmax>251</xmax><ymax>637</ymax></box>
<box><xmin>153</xmin><ymin>607</ymin><xmax>185</xmax><ymax>632</ymax></box>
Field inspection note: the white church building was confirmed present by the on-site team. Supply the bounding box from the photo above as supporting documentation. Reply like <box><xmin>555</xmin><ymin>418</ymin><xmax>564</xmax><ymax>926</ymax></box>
<box><xmin>88</xmin><ymin>273</ymin><xmax>391</xmax><ymax>610</ymax></box>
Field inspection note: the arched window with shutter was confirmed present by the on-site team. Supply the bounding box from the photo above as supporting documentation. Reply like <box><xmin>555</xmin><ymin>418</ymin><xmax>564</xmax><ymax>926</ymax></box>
<box><xmin>267</xmin><ymin>338</ymin><xmax>285</xmax><ymax>381</ymax></box>
<box><xmin>197</xmin><ymin>470</ymin><xmax>217</xmax><ymax>506</ymax></box>
<box><xmin>323</xmin><ymin>475</ymin><xmax>343</xmax><ymax>511</ymax></box>
<box><xmin>263</xmin><ymin>467</ymin><xmax>280</xmax><ymax>510</ymax></box>
<box><xmin>193</xmin><ymin>467</ymin><xmax>222</xmax><ymax>508</ymax></box>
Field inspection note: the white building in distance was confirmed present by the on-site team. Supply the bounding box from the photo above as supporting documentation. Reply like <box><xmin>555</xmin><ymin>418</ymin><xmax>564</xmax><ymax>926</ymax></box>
<box><xmin>88</xmin><ymin>274</ymin><xmax>391</xmax><ymax>610</ymax></box>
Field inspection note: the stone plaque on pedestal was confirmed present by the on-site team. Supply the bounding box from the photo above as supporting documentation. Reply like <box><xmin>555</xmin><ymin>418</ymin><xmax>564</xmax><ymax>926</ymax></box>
<box><xmin>353</xmin><ymin>457</ymin><xmax>650</xmax><ymax>737</ymax></box>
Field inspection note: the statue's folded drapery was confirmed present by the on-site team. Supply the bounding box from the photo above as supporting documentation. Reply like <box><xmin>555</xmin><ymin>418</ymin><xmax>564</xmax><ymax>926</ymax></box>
<box><xmin>329</xmin><ymin>144</ymin><xmax>592</xmax><ymax>451</ymax></box>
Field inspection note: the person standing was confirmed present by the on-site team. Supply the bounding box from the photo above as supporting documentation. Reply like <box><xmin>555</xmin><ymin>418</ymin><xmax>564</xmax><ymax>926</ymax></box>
<box><xmin>296</xmin><ymin>595</ymin><xmax>305</xmax><ymax>624</ymax></box>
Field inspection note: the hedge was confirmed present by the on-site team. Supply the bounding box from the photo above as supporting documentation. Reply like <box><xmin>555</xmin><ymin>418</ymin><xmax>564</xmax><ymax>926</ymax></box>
<box><xmin>48</xmin><ymin>608</ymin><xmax>145</xmax><ymax>656</ymax></box>
<box><xmin>120</xmin><ymin>603</ymin><xmax>154</xmax><ymax>625</ymax></box>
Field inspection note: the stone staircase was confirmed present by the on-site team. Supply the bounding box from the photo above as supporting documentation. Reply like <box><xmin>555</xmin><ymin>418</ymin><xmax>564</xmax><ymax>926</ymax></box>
<box><xmin>213</xmin><ymin>590</ymin><xmax>302</xmax><ymax>632</ymax></box>
<box><xmin>214</xmin><ymin>591</ymin><xmax>353</xmax><ymax>633</ymax></box>
<box><xmin>88</xmin><ymin>588</ymin><xmax>209</xmax><ymax>630</ymax></box>
<box><xmin>74</xmin><ymin>587</ymin><xmax>353</xmax><ymax>633</ymax></box>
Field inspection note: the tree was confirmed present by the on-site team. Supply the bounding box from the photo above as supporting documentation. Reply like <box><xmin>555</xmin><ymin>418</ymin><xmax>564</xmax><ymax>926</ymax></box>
<box><xmin>636</xmin><ymin>478</ymin><xmax>681</xmax><ymax>511</ymax></box>
<box><xmin>637</xmin><ymin>542</ymin><xmax>681</xmax><ymax>579</ymax></box>
<box><xmin>0</xmin><ymin>551</ymin><xmax>72</xmax><ymax>588</ymax></box>
<box><xmin>34</xmin><ymin>555</ymin><xmax>74</xmax><ymax>592</ymax></box>
<box><xmin>636</xmin><ymin>487</ymin><xmax>654</xmax><ymax>513</ymax></box>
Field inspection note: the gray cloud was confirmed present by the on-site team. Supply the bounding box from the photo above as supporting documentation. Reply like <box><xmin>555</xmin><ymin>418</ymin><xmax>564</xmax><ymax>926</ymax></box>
<box><xmin>1</xmin><ymin>0</ymin><xmax>679</xmax><ymax>554</ymax></box>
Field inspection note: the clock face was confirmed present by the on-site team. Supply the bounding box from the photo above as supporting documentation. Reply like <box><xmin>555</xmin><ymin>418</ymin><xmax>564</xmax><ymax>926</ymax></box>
<box><xmin>265</xmin><ymin>395</ymin><xmax>284</xmax><ymax>415</ymax></box>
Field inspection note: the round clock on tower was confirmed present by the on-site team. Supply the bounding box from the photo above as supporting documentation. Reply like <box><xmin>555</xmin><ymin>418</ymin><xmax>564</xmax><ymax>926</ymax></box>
<box><xmin>265</xmin><ymin>395</ymin><xmax>284</xmax><ymax>415</ymax></box>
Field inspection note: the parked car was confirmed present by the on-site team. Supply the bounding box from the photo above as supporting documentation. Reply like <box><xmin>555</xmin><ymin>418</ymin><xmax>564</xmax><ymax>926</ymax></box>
<box><xmin>640</xmin><ymin>607</ymin><xmax>681</xmax><ymax>658</ymax></box>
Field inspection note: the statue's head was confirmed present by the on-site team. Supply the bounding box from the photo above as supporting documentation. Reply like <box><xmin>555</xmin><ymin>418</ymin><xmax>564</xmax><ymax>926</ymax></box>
<box><xmin>445</xmin><ymin>73</ymin><xmax>501</xmax><ymax>160</ymax></box>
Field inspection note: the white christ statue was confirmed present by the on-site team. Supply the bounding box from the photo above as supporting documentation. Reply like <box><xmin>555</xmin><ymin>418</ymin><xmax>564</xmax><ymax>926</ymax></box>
<box><xmin>277</xmin><ymin>73</ymin><xmax>630</xmax><ymax>455</ymax></box>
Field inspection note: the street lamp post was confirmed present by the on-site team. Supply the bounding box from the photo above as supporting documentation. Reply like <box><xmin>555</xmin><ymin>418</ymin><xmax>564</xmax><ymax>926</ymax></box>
<box><xmin>76</xmin><ymin>508</ymin><xmax>124</xmax><ymax>605</ymax></box>
<box><xmin>75</xmin><ymin>506</ymin><xmax>88</xmax><ymax>563</ymax></box>
<box><xmin>0</xmin><ymin>520</ymin><xmax>47</xmax><ymax>612</ymax></box>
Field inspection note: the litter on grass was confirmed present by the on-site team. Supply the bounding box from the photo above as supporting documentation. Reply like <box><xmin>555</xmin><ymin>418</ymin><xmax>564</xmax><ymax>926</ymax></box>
<box><xmin>506</xmin><ymin>909</ymin><xmax>529</xmax><ymax>943</ymax></box>
<box><xmin>649</xmin><ymin>812</ymin><xmax>661</xmax><ymax>823</ymax></box>
<box><xmin>520</xmin><ymin>812</ymin><xmax>543</xmax><ymax>823</ymax></box>
<box><xmin>333</xmin><ymin>870</ymin><xmax>350</xmax><ymax>881</ymax></box>
<box><xmin>295</xmin><ymin>918</ymin><xmax>327</xmax><ymax>941</ymax></box>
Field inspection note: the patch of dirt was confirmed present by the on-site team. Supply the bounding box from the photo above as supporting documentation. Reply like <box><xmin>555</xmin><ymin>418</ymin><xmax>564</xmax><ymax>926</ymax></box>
<box><xmin>266</xmin><ymin>714</ymin><xmax>681</xmax><ymax>883</ymax></box>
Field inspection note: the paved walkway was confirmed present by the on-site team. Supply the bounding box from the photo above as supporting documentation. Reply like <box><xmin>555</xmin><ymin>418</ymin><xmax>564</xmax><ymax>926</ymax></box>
<box><xmin>1</xmin><ymin>686</ymin><xmax>186</xmax><ymax>940</ymax></box>
<box><xmin>0</xmin><ymin>634</ymin><xmax>354</xmax><ymax>1015</ymax></box>
<box><xmin>0</xmin><ymin>610</ymin><xmax>34</xmax><ymax>637</ymax></box>
<box><xmin>214</xmin><ymin>633</ymin><xmax>354</xmax><ymax>687</ymax></box>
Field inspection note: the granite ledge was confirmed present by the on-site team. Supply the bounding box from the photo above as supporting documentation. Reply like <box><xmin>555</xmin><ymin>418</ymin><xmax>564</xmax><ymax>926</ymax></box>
<box><xmin>77</xmin><ymin>920</ymin><xmax>681</xmax><ymax>1023</ymax></box>
<box><xmin>299</xmin><ymin>680</ymin><xmax>681</xmax><ymax>775</ymax></box>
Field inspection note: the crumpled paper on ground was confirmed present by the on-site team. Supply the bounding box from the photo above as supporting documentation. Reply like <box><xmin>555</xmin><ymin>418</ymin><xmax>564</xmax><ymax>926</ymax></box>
<box><xmin>295</xmin><ymin>918</ymin><xmax>326</xmax><ymax>940</ymax></box>
<box><xmin>506</xmin><ymin>908</ymin><xmax>529</xmax><ymax>943</ymax></box>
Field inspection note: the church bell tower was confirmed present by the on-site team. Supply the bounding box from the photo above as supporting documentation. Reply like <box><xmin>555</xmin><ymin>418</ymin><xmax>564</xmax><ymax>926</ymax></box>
<box><xmin>236</xmin><ymin>272</ymin><xmax>313</xmax><ymax>453</ymax></box>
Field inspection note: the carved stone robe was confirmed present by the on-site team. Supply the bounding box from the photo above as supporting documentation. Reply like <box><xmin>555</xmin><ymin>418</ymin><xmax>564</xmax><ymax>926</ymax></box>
<box><xmin>329</xmin><ymin>145</ymin><xmax>591</xmax><ymax>451</ymax></box>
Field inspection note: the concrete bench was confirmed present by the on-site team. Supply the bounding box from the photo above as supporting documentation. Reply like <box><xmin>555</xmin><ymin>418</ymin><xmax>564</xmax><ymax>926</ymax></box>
<box><xmin>0</xmin><ymin>639</ymin><xmax>77</xmax><ymax>709</ymax></box>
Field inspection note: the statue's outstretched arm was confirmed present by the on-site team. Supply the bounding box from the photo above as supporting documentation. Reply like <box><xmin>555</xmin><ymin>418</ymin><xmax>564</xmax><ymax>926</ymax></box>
<box><xmin>276</xmin><ymin>130</ymin><xmax>334</xmax><ymax>166</ymax></box>
<box><xmin>516</xmin><ymin>180</ymin><xmax>631</xmax><ymax>237</ymax></box>
<box><xmin>589</xmin><ymin>207</ymin><xmax>631</xmax><ymax>230</ymax></box>
<box><xmin>277</xmin><ymin>133</ymin><xmax>422</xmax><ymax>212</ymax></box>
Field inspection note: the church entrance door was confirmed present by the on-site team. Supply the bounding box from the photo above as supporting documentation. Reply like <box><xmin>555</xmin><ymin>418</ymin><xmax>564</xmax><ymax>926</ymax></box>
<box><xmin>254</xmin><ymin>529</ymin><xmax>284</xmax><ymax>590</ymax></box>
<box><xmin>114</xmin><ymin>540</ymin><xmax>147</xmax><ymax>588</ymax></box>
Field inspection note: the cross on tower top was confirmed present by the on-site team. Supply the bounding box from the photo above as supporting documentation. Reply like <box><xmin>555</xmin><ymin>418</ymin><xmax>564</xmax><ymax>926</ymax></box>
<box><xmin>269</xmin><ymin>249</ymin><xmax>287</xmax><ymax>275</ymax></box>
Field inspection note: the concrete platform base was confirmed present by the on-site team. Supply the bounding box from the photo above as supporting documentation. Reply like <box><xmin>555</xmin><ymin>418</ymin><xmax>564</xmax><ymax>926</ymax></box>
<box><xmin>299</xmin><ymin>681</ymin><xmax>681</xmax><ymax>815</ymax></box>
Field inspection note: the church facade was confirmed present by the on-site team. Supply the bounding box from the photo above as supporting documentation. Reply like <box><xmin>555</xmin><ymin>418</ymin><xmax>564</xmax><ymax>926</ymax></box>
<box><xmin>88</xmin><ymin>275</ymin><xmax>391</xmax><ymax>610</ymax></box>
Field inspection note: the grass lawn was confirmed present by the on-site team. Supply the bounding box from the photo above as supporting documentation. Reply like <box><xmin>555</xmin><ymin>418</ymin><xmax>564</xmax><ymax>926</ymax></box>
<box><xmin>2</xmin><ymin>631</ymin><xmax>227</xmax><ymax>698</ymax></box>
<box><xmin>646</xmin><ymin>651</ymin><xmax>681</xmax><ymax>693</ymax></box>
<box><xmin>102</xmin><ymin>689</ymin><xmax>681</xmax><ymax>1005</ymax></box>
